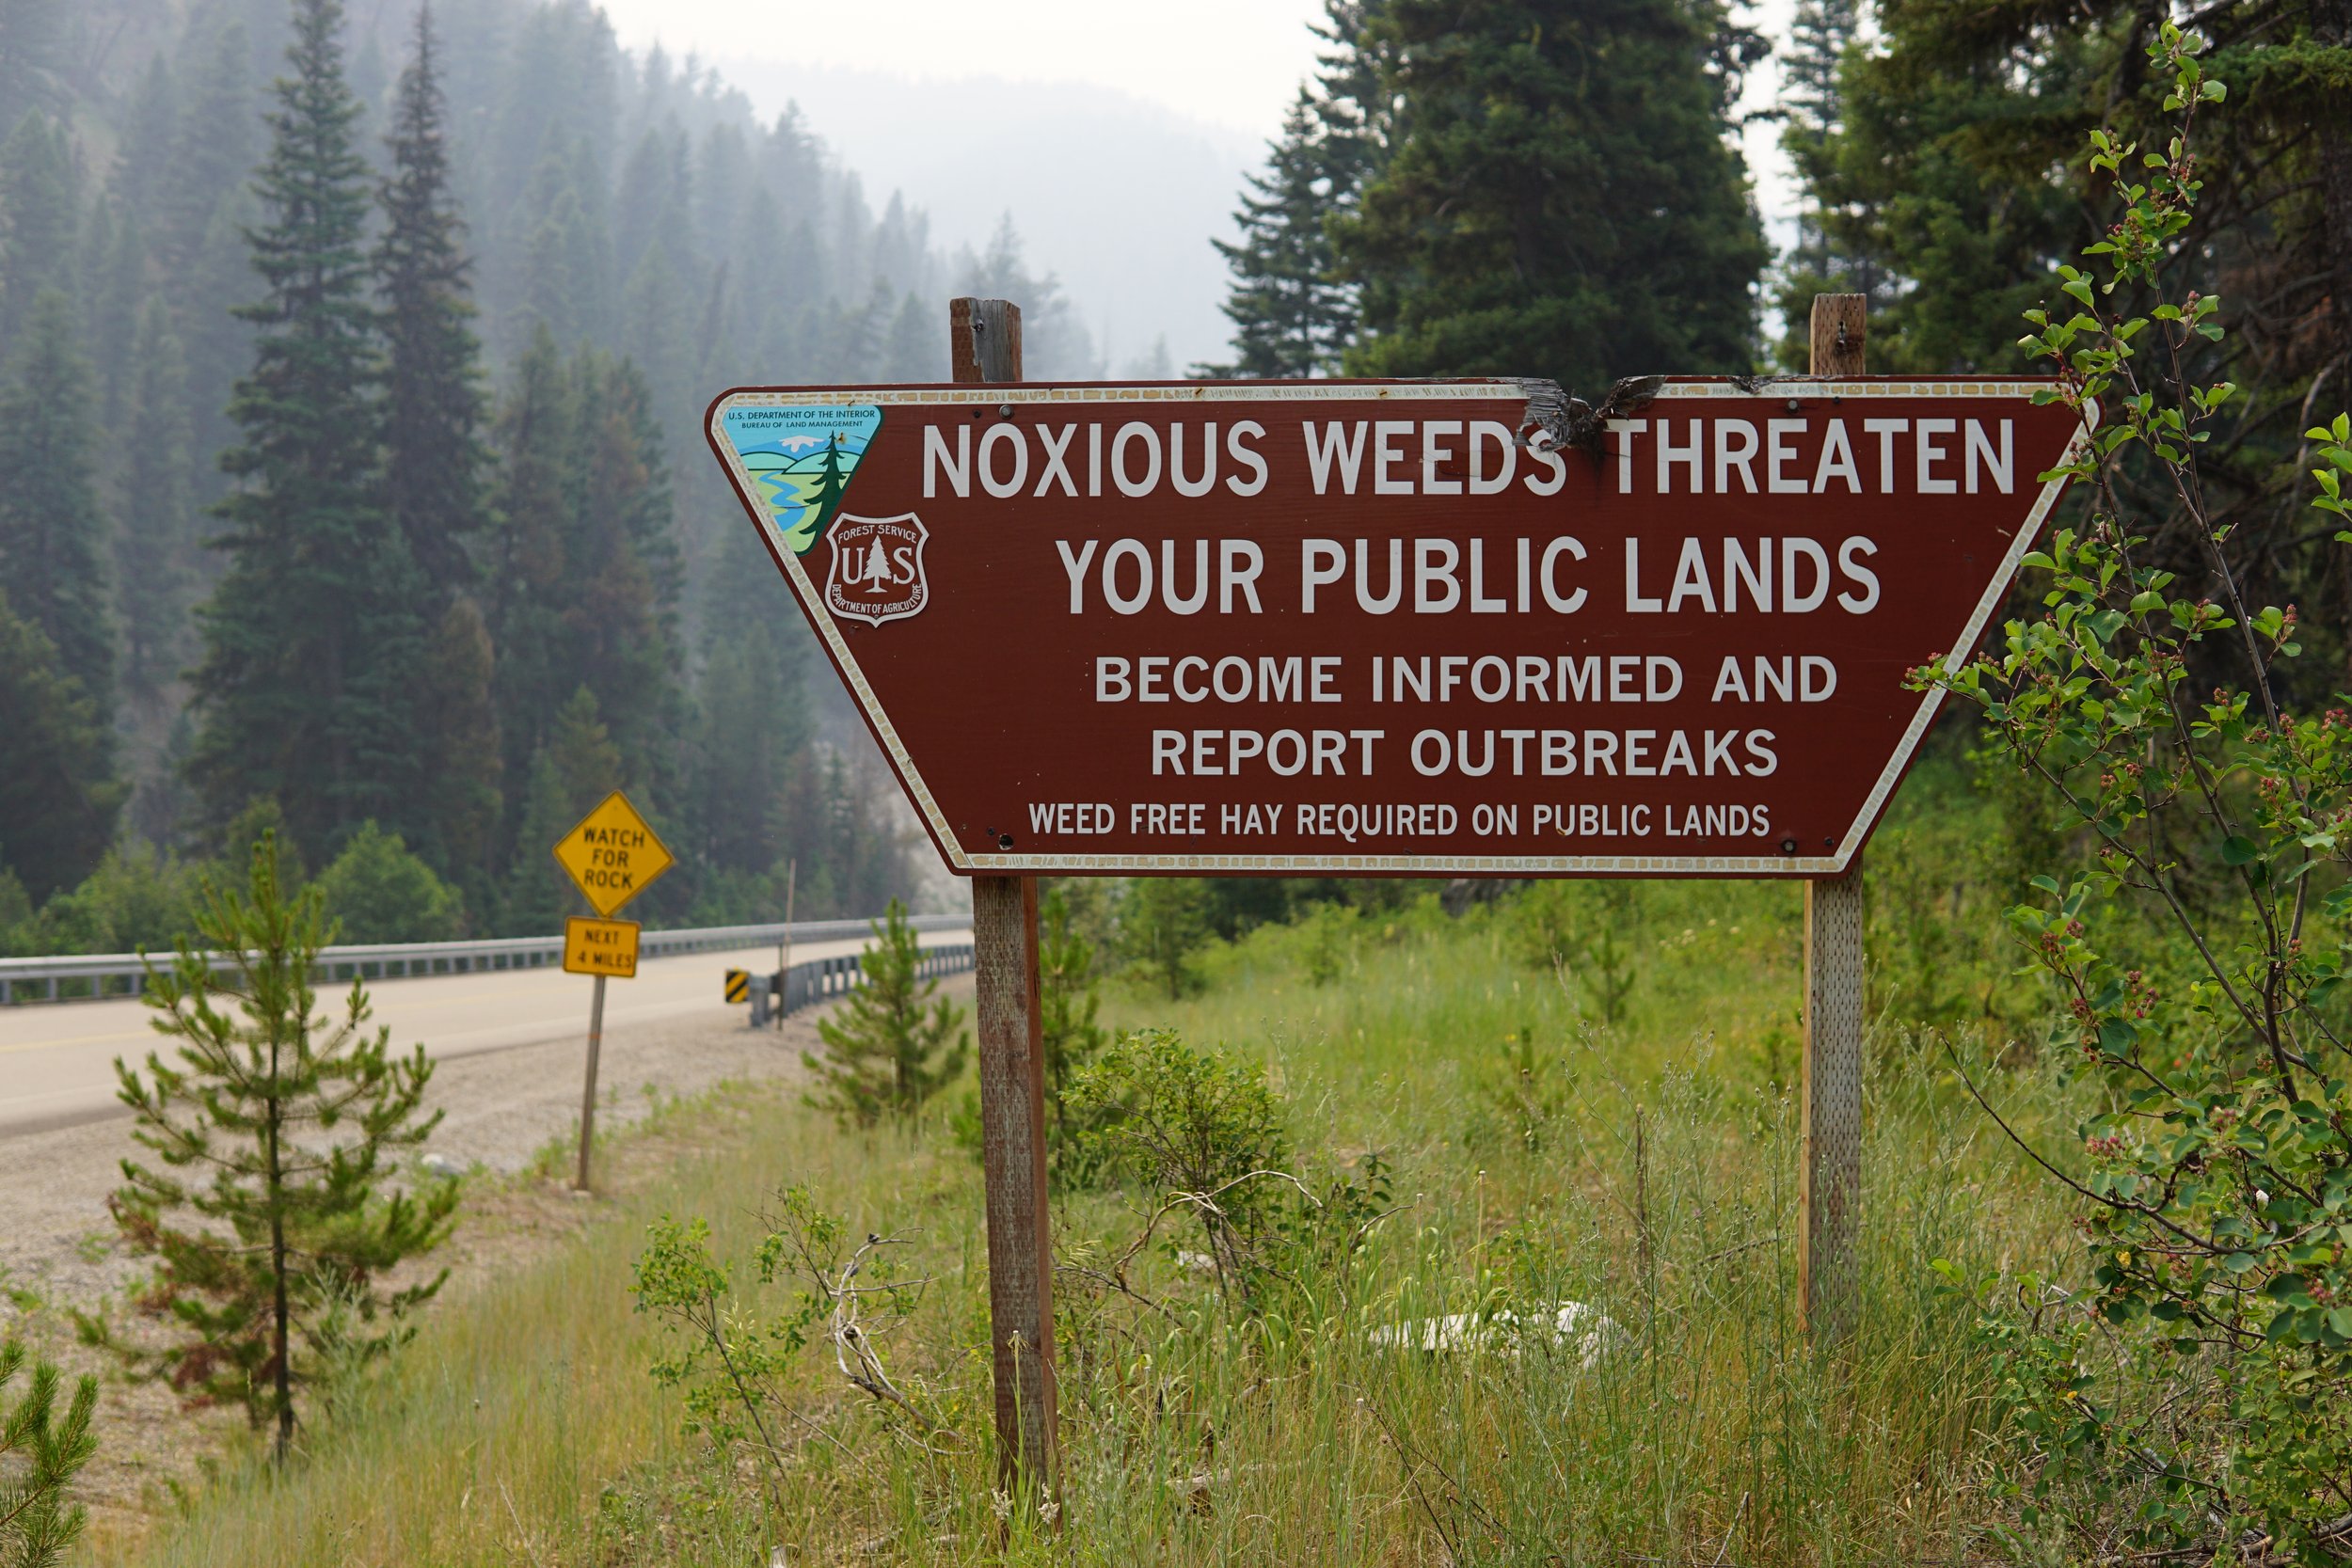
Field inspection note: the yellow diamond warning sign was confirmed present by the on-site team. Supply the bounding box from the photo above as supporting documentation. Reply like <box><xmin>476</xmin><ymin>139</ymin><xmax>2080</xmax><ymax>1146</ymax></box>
<box><xmin>551</xmin><ymin>791</ymin><xmax>675</xmax><ymax>917</ymax></box>
<box><xmin>564</xmin><ymin>917</ymin><xmax>641</xmax><ymax>978</ymax></box>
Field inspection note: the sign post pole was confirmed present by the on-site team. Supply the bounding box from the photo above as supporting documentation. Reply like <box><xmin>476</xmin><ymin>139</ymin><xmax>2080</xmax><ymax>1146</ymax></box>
<box><xmin>1802</xmin><ymin>293</ymin><xmax>1868</xmax><ymax>1339</ymax></box>
<box><xmin>778</xmin><ymin>858</ymin><xmax>796</xmax><ymax>1028</ymax></box>
<box><xmin>952</xmin><ymin>295</ymin><xmax>1059</xmax><ymax>1498</ymax></box>
<box><xmin>577</xmin><ymin>972</ymin><xmax>607</xmax><ymax>1191</ymax></box>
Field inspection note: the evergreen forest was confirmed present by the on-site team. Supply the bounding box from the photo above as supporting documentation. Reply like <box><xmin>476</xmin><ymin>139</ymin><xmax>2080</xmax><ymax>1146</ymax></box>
<box><xmin>0</xmin><ymin>0</ymin><xmax>1105</xmax><ymax>951</ymax></box>
<box><xmin>1208</xmin><ymin>0</ymin><xmax>2348</xmax><ymax>683</ymax></box>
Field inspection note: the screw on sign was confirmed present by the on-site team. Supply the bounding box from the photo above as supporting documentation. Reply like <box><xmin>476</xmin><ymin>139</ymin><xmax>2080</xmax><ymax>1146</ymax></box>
<box><xmin>549</xmin><ymin>791</ymin><xmax>674</xmax><ymax>1190</ymax></box>
<box><xmin>705</xmin><ymin>293</ymin><xmax>2094</xmax><ymax>1497</ymax></box>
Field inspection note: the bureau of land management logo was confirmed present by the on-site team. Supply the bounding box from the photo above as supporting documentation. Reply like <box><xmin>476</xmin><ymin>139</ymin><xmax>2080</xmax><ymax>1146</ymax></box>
<box><xmin>718</xmin><ymin>403</ymin><xmax>881</xmax><ymax>556</ymax></box>
<box><xmin>824</xmin><ymin>513</ymin><xmax>930</xmax><ymax>626</ymax></box>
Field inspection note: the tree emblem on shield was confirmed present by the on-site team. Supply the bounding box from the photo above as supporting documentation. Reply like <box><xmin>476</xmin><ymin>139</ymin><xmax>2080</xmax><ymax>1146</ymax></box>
<box><xmin>822</xmin><ymin>513</ymin><xmax>930</xmax><ymax>627</ymax></box>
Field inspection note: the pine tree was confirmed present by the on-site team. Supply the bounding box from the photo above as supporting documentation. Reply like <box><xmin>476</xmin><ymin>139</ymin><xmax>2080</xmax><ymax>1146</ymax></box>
<box><xmin>1204</xmin><ymin>90</ymin><xmax>1359</xmax><ymax>377</ymax></box>
<box><xmin>810</xmin><ymin>435</ymin><xmax>849</xmax><ymax>538</ymax></box>
<box><xmin>103</xmin><ymin>833</ymin><xmax>456</xmax><ymax>1463</ymax></box>
<box><xmin>158</xmin><ymin>20</ymin><xmax>260</xmax><ymax>483</ymax></box>
<box><xmin>484</xmin><ymin>325</ymin><xmax>574</xmax><ymax>789</ymax></box>
<box><xmin>882</xmin><ymin>290</ymin><xmax>938</xmax><ymax>381</ymax></box>
<box><xmin>87</xmin><ymin>54</ymin><xmax>177</xmax><ymax>427</ymax></box>
<box><xmin>188</xmin><ymin>0</ymin><xmax>427</xmax><ymax>863</ymax></box>
<box><xmin>502</xmin><ymin>686</ymin><xmax>622</xmax><ymax>931</ymax></box>
<box><xmin>1204</xmin><ymin>3</ymin><xmax>1391</xmax><ymax>377</ymax></box>
<box><xmin>1120</xmin><ymin>877</ymin><xmax>1214</xmax><ymax>1000</ymax></box>
<box><xmin>114</xmin><ymin>299</ymin><xmax>197</xmax><ymax>694</ymax></box>
<box><xmin>513</xmin><ymin>156</ymin><xmax>584</xmax><ymax>350</ymax></box>
<box><xmin>0</xmin><ymin>112</ymin><xmax>76</xmax><ymax>344</ymax></box>
<box><xmin>1781</xmin><ymin>0</ymin><xmax>1857</xmax><ymax>277</ymax></box>
<box><xmin>0</xmin><ymin>588</ymin><xmax>121</xmax><ymax>902</ymax></box>
<box><xmin>1338</xmin><ymin>0</ymin><xmax>1766</xmax><ymax>388</ymax></box>
<box><xmin>414</xmin><ymin>597</ymin><xmax>501</xmax><ymax>893</ymax></box>
<box><xmin>681</xmin><ymin>516</ymin><xmax>810</xmax><ymax>887</ymax></box>
<box><xmin>619</xmin><ymin>236</ymin><xmax>691</xmax><ymax>434</ymax></box>
<box><xmin>0</xmin><ymin>289</ymin><xmax>115</xmax><ymax>710</ymax></box>
<box><xmin>0</xmin><ymin>1338</ymin><xmax>98</xmax><ymax>1568</ymax></box>
<box><xmin>563</xmin><ymin>351</ymin><xmax>683</xmax><ymax>777</ymax></box>
<box><xmin>613</xmin><ymin>123</ymin><xmax>691</xmax><ymax>287</ymax></box>
<box><xmin>157</xmin><ymin>23</ymin><xmax>254</xmax><ymax>282</ymax></box>
<box><xmin>804</xmin><ymin>899</ymin><xmax>969</xmax><ymax>1127</ymax></box>
<box><xmin>1765</xmin><ymin>0</ymin><xmax>1869</xmax><ymax>368</ymax></box>
<box><xmin>0</xmin><ymin>0</ymin><xmax>63</xmax><ymax>135</ymax></box>
<box><xmin>376</xmin><ymin>3</ymin><xmax>488</xmax><ymax>602</ymax></box>
<box><xmin>1037</xmin><ymin>886</ymin><xmax>1107</xmax><ymax>1143</ymax></box>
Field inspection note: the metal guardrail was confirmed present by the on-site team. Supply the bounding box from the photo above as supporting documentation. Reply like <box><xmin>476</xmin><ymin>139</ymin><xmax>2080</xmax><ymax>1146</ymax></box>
<box><xmin>0</xmin><ymin>915</ymin><xmax>972</xmax><ymax>1006</ymax></box>
<box><xmin>749</xmin><ymin>942</ymin><xmax>977</xmax><ymax>1027</ymax></box>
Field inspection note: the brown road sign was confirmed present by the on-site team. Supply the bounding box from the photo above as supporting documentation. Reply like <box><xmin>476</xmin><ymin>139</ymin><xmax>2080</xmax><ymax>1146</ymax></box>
<box><xmin>708</xmin><ymin>378</ymin><xmax>2091</xmax><ymax>878</ymax></box>
<box><xmin>551</xmin><ymin>791</ymin><xmax>675</xmax><ymax>915</ymax></box>
<box><xmin>564</xmin><ymin>917</ymin><xmax>641</xmax><ymax>978</ymax></box>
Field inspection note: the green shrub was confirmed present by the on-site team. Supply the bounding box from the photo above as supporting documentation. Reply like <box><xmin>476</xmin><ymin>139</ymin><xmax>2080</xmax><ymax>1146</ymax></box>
<box><xmin>311</xmin><ymin>820</ymin><xmax>464</xmax><ymax>943</ymax></box>
<box><xmin>1923</xmin><ymin>30</ymin><xmax>2352</xmax><ymax>1560</ymax></box>
<box><xmin>631</xmin><ymin>1183</ymin><xmax>933</xmax><ymax>1498</ymax></box>
<box><xmin>1295</xmin><ymin>900</ymin><xmax>1361</xmax><ymax>986</ymax></box>
<box><xmin>1070</xmin><ymin>1029</ymin><xmax>1292</xmax><ymax>1299</ymax></box>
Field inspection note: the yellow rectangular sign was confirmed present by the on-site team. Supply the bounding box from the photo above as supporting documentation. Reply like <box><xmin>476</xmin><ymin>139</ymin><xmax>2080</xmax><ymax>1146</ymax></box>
<box><xmin>563</xmin><ymin>917</ymin><xmax>641</xmax><ymax>978</ymax></box>
<box><xmin>724</xmin><ymin>968</ymin><xmax>750</xmax><ymax>1003</ymax></box>
<box><xmin>551</xmin><ymin>791</ymin><xmax>675</xmax><ymax>917</ymax></box>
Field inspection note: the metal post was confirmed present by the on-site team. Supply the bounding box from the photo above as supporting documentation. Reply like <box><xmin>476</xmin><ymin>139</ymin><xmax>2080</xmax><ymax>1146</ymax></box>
<box><xmin>1802</xmin><ymin>293</ymin><xmax>1867</xmax><ymax>1339</ymax></box>
<box><xmin>778</xmin><ymin>859</ymin><xmax>796</xmax><ymax>1030</ymax></box>
<box><xmin>954</xmin><ymin>294</ymin><xmax>1058</xmax><ymax>1497</ymax></box>
<box><xmin>575</xmin><ymin>972</ymin><xmax>607</xmax><ymax>1192</ymax></box>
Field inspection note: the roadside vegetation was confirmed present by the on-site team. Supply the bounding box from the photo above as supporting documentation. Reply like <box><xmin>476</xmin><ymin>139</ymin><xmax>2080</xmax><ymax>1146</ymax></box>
<box><xmin>84</xmin><ymin>744</ymin><xmax>2082</xmax><ymax>1567</ymax></box>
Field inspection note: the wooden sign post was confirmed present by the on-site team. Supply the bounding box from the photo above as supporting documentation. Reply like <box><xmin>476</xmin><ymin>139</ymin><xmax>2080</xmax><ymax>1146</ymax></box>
<box><xmin>951</xmin><ymin>296</ymin><xmax>1059</xmax><ymax>1495</ymax></box>
<box><xmin>550</xmin><ymin>790</ymin><xmax>675</xmax><ymax>1193</ymax></box>
<box><xmin>1802</xmin><ymin>294</ymin><xmax>1867</xmax><ymax>1341</ymax></box>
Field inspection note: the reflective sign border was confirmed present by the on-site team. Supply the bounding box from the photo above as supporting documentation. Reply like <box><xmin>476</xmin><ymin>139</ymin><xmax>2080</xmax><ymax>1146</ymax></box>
<box><xmin>707</xmin><ymin>378</ymin><xmax>2099</xmax><ymax>879</ymax></box>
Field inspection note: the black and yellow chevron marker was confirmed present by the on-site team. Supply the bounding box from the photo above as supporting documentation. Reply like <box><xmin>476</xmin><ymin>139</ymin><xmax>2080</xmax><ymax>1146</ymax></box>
<box><xmin>723</xmin><ymin>969</ymin><xmax>750</xmax><ymax>1003</ymax></box>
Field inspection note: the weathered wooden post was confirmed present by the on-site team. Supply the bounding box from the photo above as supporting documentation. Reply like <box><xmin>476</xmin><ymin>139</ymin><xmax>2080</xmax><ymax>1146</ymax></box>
<box><xmin>1802</xmin><ymin>293</ymin><xmax>1867</xmax><ymax>1339</ymax></box>
<box><xmin>575</xmin><ymin>973</ymin><xmax>607</xmax><ymax>1190</ymax></box>
<box><xmin>951</xmin><ymin>295</ymin><xmax>1060</xmax><ymax>1495</ymax></box>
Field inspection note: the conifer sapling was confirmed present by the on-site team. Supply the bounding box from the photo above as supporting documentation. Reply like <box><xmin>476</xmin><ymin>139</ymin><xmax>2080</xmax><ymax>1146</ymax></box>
<box><xmin>804</xmin><ymin>898</ymin><xmax>968</xmax><ymax>1126</ymax></box>
<box><xmin>98</xmin><ymin>832</ymin><xmax>456</xmax><ymax>1462</ymax></box>
<box><xmin>0</xmin><ymin>1340</ymin><xmax>96</xmax><ymax>1568</ymax></box>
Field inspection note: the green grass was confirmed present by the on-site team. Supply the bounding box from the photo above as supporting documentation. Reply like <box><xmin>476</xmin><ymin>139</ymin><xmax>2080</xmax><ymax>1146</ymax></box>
<box><xmin>95</xmin><ymin>830</ymin><xmax>2088</xmax><ymax>1566</ymax></box>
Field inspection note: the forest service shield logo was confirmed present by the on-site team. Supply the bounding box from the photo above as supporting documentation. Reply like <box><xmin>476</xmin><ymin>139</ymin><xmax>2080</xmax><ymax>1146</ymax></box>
<box><xmin>824</xmin><ymin>513</ymin><xmax>930</xmax><ymax>627</ymax></box>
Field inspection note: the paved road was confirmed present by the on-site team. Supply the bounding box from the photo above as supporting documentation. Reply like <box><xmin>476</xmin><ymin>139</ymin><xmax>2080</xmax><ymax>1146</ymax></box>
<box><xmin>0</xmin><ymin>931</ymin><xmax>967</xmax><ymax>1140</ymax></box>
